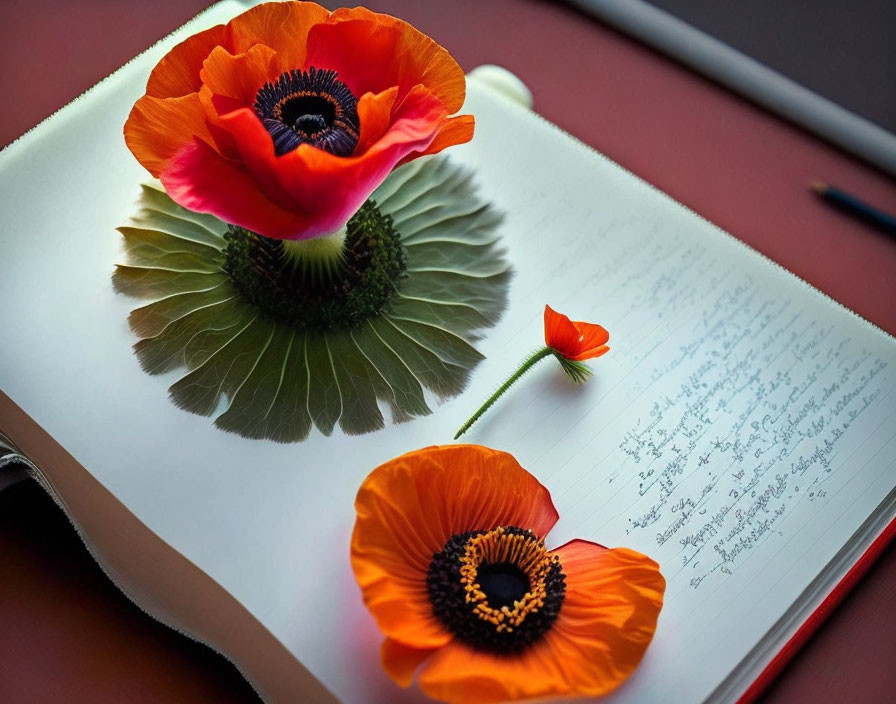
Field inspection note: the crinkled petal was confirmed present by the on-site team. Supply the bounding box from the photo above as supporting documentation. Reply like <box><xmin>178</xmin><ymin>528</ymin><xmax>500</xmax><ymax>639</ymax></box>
<box><xmin>351</xmin><ymin>445</ymin><xmax>558</xmax><ymax>649</ymax></box>
<box><xmin>199</xmin><ymin>44</ymin><xmax>277</xmax><ymax>105</ymax></box>
<box><xmin>416</xmin><ymin>540</ymin><xmax>664</xmax><ymax>703</ymax></box>
<box><xmin>381</xmin><ymin>638</ymin><xmax>437</xmax><ymax>688</ymax></box>
<box><xmin>306</xmin><ymin>8</ymin><xmax>466</xmax><ymax>112</ymax></box>
<box><xmin>206</xmin><ymin>100</ymin><xmax>301</xmax><ymax>214</ymax></box>
<box><xmin>130</xmin><ymin>1</ymin><xmax>474</xmax><ymax>239</ymax></box>
<box><xmin>145</xmin><ymin>23</ymin><xmax>228</xmax><ymax>98</ymax></box>
<box><xmin>212</xmin><ymin>85</ymin><xmax>447</xmax><ymax>239</ymax></box>
<box><xmin>160</xmin><ymin>138</ymin><xmax>313</xmax><ymax>238</ymax></box>
<box><xmin>124</xmin><ymin>93</ymin><xmax>216</xmax><ymax>177</ymax></box>
<box><xmin>417</xmin><ymin>638</ymin><xmax>564</xmax><ymax>704</ymax></box>
<box><xmin>550</xmin><ymin>540</ymin><xmax>665</xmax><ymax>693</ymax></box>
<box><xmin>225</xmin><ymin>0</ymin><xmax>329</xmax><ymax>75</ymax></box>
<box><xmin>145</xmin><ymin>2</ymin><xmax>329</xmax><ymax>100</ymax></box>
<box><xmin>398</xmin><ymin>114</ymin><xmax>475</xmax><ymax>165</ymax></box>
<box><xmin>355</xmin><ymin>87</ymin><xmax>400</xmax><ymax>154</ymax></box>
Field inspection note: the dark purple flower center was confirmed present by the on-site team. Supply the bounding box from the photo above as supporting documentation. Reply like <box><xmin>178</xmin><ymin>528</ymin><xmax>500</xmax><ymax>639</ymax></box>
<box><xmin>254</xmin><ymin>67</ymin><xmax>360</xmax><ymax>157</ymax></box>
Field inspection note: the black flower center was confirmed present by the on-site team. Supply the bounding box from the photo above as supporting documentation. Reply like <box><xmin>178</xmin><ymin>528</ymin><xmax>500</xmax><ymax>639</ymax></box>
<box><xmin>254</xmin><ymin>67</ymin><xmax>360</xmax><ymax>157</ymax></box>
<box><xmin>477</xmin><ymin>563</ymin><xmax>530</xmax><ymax>609</ymax></box>
<box><xmin>427</xmin><ymin>526</ymin><xmax>566</xmax><ymax>653</ymax></box>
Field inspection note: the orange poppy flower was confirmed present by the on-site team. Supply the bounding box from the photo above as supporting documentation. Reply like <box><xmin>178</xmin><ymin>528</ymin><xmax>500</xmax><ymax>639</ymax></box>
<box><xmin>351</xmin><ymin>445</ymin><xmax>665</xmax><ymax>704</ymax></box>
<box><xmin>124</xmin><ymin>2</ymin><xmax>473</xmax><ymax>240</ymax></box>
<box><xmin>455</xmin><ymin>305</ymin><xmax>610</xmax><ymax>438</ymax></box>
<box><xmin>544</xmin><ymin>304</ymin><xmax>610</xmax><ymax>361</ymax></box>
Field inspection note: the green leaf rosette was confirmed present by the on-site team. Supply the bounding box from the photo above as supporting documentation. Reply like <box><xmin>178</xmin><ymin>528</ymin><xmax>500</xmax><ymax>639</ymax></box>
<box><xmin>113</xmin><ymin>156</ymin><xmax>511</xmax><ymax>442</ymax></box>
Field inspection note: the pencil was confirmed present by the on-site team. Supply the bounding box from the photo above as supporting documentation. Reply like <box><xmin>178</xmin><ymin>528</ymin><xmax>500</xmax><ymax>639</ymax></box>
<box><xmin>810</xmin><ymin>182</ymin><xmax>896</xmax><ymax>236</ymax></box>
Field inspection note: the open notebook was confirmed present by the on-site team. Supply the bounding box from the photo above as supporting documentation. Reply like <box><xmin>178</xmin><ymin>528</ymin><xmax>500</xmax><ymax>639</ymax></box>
<box><xmin>1</xmin><ymin>1</ymin><xmax>894</xmax><ymax>702</ymax></box>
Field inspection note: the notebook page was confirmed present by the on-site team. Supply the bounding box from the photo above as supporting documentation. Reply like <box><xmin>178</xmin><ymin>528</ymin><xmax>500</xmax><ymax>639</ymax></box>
<box><xmin>0</xmin><ymin>3</ymin><xmax>894</xmax><ymax>702</ymax></box>
<box><xmin>459</xmin><ymin>89</ymin><xmax>896</xmax><ymax>702</ymax></box>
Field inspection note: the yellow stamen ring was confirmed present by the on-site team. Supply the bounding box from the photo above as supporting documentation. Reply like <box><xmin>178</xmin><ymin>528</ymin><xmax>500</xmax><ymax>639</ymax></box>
<box><xmin>427</xmin><ymin>526</ymin><xmax>566</xmax><ymax>653</ymax></box>
<box><xmin>459</xmin><ymin>527</ymin><xmax>558</xmax><ymax>632</ymax></box>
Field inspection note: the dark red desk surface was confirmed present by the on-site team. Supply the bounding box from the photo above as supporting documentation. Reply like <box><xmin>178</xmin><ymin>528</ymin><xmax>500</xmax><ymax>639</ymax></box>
<box><xmin>1</xmin><ymin>1</ymin><xmax>895</xmax><ymax>702</ymax></box>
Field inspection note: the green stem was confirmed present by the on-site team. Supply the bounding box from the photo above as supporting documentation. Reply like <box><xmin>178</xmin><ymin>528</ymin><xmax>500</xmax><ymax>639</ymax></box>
<box><xmin>454</xmin><ymin>347</ymin><xmax>553</xmax><ymax>440</ymax></box>
<box><xmin>282</xmin><ymin>227</ymin><xmax>348</xmax><ymax>287</ymax></box>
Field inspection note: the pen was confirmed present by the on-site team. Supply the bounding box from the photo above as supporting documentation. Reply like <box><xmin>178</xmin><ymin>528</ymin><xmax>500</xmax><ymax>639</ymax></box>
<box><xmin>565</xmin><ymin>0</ymin><xmax>896</xmax><ymax>178</ymax></box>
<box><xmin>810</xmin><ymin>182</ymin><xmax>896</xmax><ymax>236</ymax></box>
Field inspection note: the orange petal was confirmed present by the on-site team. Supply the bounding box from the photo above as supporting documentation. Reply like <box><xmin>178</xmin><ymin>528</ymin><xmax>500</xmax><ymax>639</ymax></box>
<box><xmin>124</xmin><ymin>93</ymin><xmax>216</xmax><ymax>177</ymax></box>
<box><xmin>306</xmin><ymin>9</ymin><xmax>466</xmax><ymax>113</ymax></box>
<box><xmin>144</xmin><ymin>2</ymin><xmax>330</xmax><ymax>99</ymax></box>
<box><xmin>543</xmin><ymin>304</ymin><xmax>582</xmax><ymax>357</ymax></box>
<box><xmin>160</xmin><ymin>138</ymin><xmax>313</xmax><ymax>238</ymax></box>
<box><xmin>211</xmin><ymin>85</ymin><xmax>447</xmax><ymax>239</ymax></box>
<box><xmin>417</xmin><ymin>638</ymin><xmax>566</xmax><ymax>704</ymax></box>
<box><xmin>397</xmin><ymin>114</ymin><xmax>475</xmax><ymax>166</ymax></box>
<box><xmin>351</xmin><ymin>445</ymin><xmax>559</xmax><ymax>649</ymax></box>
<box><xmin>544</xmin><ymin>305</ymin><xmax>611</xmax><ymax>361</ymax></box>
<box><xmin>355</xmin><ymin>87</ymin><xmax>399</xmax><ymax>155</ymax></box>
<box><xmin>225</xmin><ymin>0</ymin><xmax>329</xmax><ymax>75</ymax></box>
<box><xmin>145</xmin><ymin>23</ymin><xmax>227</xmax><ymax>98</ymax></box>
<box><xmin>209</xmin><ymin>105</ymin><xmax>333</xmax><ymax>225</ymax></box>
<box><xmin>568</xmin><ymin>320</ymin><xmax>610</xmax><ymax>361</ymax></box>
<box><xmin>199</xmin><ymin>44</ymin><xmax>277</xmax><ymax>105</ymax></box>
<box><xmin>381</xmin><ymin>638</ymin><xmax>436</xmax><ymax>688</ymax></box>
<box><xmin>201</xmin><ymin>110</ymin><xmax>240</xmax><ymax>161</ymax></box>
<box><xmin>351</xmin><ymin>537</ymin><xmax>451</xmax><ymax>650</ymax></box>
<box><xmin>550</xmin><ymin>539</ymin><xmax>665</xmax><ymax>692</ymax></box>
<box><xmin>416</xmin><ymin>540</ymin><xmax>664</xmax><ymax>703</ymax></box>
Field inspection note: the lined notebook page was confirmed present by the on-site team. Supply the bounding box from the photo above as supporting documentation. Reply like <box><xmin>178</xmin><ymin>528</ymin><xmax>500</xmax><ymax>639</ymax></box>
<box><xmin>0</xmin><ymin>4</ymin><xmax>893</xmax><ymax>700</ymax></box>
<box><xmin>459</xmin><ymin>86</ymin><xmax>896</xmax><ymax>702</ymax></box>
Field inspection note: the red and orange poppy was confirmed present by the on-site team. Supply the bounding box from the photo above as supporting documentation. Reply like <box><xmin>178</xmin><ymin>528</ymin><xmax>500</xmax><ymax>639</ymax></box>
<box><xmin>124</xmin><ymin>2</ymin><xmax>473</xmax><ymax>240</ymax></box>
<box><xmin>544</xmin><ymin>304</ymin><xmax>610</xmax><ymax>361</ymax></box>
<box><xmin>352</xmin><ymin>445</ymin><xmax>665</xmax><ymax>703</ymax></box>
